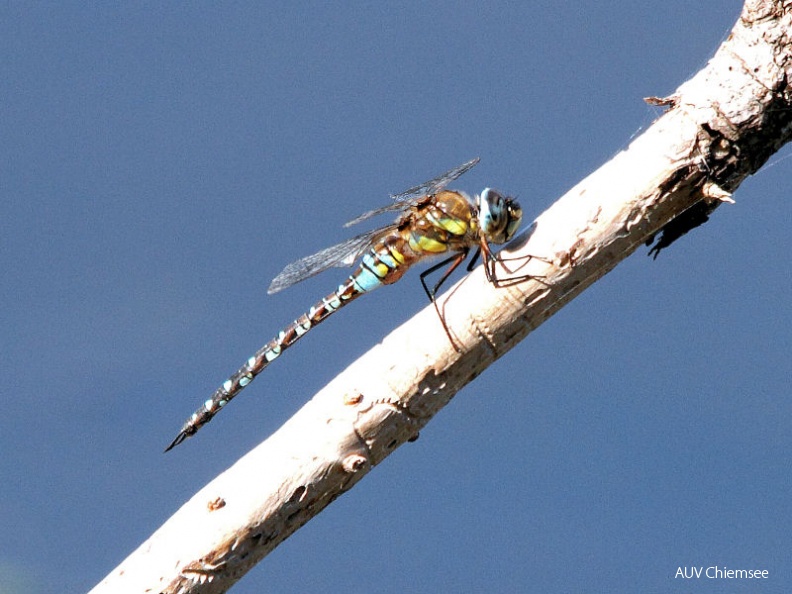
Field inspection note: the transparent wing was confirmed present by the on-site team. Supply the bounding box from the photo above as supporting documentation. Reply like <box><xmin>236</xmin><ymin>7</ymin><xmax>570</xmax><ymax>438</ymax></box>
<box><xmin>390</xmin><ymin>157</ymin><xmax>480</xmax><ymax>202</ymax></box>
<box><xmin>267</xmin><ymin>226</ymin><xmax>396</xmax><ymax>294</ymax></box>
<box><xmin>343</xmin><ymin>157</ymin><xmax>480</xmax><ymax>227</ymax></box>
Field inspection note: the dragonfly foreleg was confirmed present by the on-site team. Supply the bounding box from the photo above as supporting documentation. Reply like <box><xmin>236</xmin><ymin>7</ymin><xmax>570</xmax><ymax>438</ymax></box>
<box><xmin>481</xmin><ymin>242</ymin><xmax>551</xmax><ymax>288</ymax></box>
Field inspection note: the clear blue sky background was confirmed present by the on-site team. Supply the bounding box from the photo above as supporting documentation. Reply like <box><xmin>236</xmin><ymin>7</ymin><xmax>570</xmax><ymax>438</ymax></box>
<box><xmin>2</xmin><ymin>3</ymin><xmax>790</xmax><ymax>593</ymax></box>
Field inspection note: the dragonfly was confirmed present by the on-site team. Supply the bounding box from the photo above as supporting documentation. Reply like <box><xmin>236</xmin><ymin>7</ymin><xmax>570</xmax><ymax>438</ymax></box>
<box><xmin>166</xmin><ymin>157</ymin><xmax>525</xmax><ymax>451</ymax></box>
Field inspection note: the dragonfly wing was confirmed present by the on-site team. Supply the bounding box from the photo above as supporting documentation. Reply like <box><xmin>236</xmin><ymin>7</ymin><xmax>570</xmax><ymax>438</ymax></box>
<box><xmin>343</xmin><ymin>201</ymin><xmax>418</xmax><ymax>228</ymax></box>
<box><xmin>344</xmin><ymin>157</ymin><xmax>480</xmax><ymax>227</ymax></box>
<box><xmin>267</xmin><ymin>227</ymin><xmax>393</xmax><ymax>294</ymax></box>
<box><xmin>391</xmin><ymin>157</ymin><xmax>480</xmax><ymax>202</ymax></box>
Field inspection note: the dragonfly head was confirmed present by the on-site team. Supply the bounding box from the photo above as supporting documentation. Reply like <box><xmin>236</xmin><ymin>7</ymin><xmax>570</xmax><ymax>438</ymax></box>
<box><xmin>477</xmin><ymin>188</ymin><xmax>522</xmax><ymax>244</ymax></box>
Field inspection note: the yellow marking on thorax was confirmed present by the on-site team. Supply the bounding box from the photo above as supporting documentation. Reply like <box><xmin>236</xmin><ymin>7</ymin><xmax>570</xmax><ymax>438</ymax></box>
<box><xmin>434</xmin><ymin>215</ymin><xmax>468</xmax><ymax>236</ymax></box>
<box><xmin>409</xmin><ymin>234</ymin><xmax>448</xmax><ymax>253</ymax></box>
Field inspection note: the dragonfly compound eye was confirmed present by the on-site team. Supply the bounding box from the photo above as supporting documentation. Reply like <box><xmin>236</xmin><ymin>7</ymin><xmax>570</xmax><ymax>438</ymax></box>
<box><xmin>479</xmin><ymin>188</ymin><xmax>521</xmax><ymax>244</ymax></box>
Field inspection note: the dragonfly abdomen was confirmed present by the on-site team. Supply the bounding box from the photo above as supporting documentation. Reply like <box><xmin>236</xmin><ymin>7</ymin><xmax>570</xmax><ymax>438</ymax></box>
<box><xmin>165</xmin><ymin>277</ymin><xmax>369</xmax><ymax>451</ymax></box>
<box><xmin>353</xmin><ymin>235</ymin><xmax>419</xmax><ymax>291</ymax></box>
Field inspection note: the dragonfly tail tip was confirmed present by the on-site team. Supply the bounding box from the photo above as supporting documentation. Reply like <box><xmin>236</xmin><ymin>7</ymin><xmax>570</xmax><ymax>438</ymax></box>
<box><xmin>164</xmin><ymin>431</ymin><xmax>189</xmax><ymax>453</ymax></box>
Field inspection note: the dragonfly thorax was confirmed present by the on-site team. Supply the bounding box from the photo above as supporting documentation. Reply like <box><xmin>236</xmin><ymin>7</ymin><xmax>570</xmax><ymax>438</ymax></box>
<box><xmin>476</xmin><ymin>188</ymin><xmax>522</xmax><ymax>244</ymax></box>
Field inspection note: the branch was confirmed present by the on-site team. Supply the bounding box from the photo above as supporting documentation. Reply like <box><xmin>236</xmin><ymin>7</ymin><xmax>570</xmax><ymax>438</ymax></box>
<box><xmin>90</xmin><ymin>1</ymin><xmax>792</xmax><ymax>592</ymax></box>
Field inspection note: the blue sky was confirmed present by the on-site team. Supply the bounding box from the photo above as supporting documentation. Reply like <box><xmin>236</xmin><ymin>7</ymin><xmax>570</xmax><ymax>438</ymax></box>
<box><xmin>2</xmin><ymin>3</ymin><xmax>790</xmax><ymax>593</ymax></box>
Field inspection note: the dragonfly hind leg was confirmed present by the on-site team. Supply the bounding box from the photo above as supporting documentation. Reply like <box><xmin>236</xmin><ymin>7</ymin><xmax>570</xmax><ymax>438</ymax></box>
<box><xmin>419</xmin><ymin>251</ymin><xmax>470</xmax><ymax>349</ymax></box>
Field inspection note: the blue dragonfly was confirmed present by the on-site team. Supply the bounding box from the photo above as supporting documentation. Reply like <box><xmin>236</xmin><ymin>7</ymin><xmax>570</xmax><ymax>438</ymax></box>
<box><xmin>166</xmin><ymin>158</ymin><xmax>525</xmax><ymax>451</ymax></box>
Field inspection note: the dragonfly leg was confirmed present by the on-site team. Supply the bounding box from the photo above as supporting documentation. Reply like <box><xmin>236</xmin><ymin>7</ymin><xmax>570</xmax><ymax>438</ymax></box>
<box><xmin>480</xmin><ymin>241</ymin><xmax>551</xmax><ymax>288</ymax></box>
<box><xmin>419</xmin><ymin>247</ymin><xmax>550</xmax><ymax>349</ymax></box>
<box><xmin>465</xmin><ymin>247</ymin><xmax>482</xmax><ymax>271</ymax></box>
<box><xmin>419</xmin><ymin>250</ymin><xmax>470</xmax><ymax>349</ymax></box>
